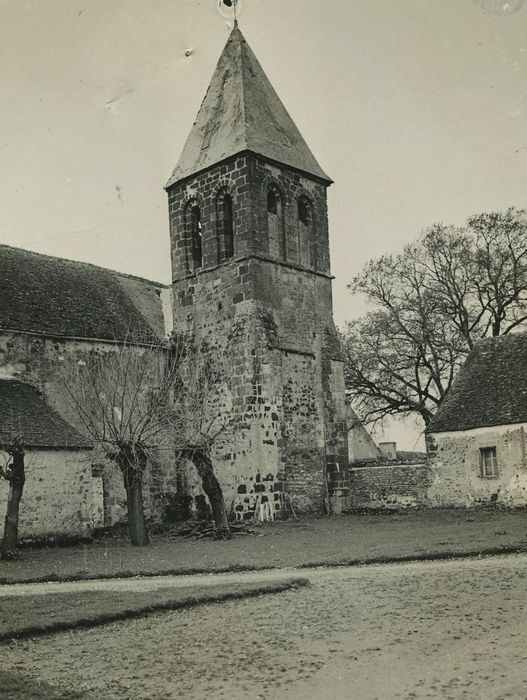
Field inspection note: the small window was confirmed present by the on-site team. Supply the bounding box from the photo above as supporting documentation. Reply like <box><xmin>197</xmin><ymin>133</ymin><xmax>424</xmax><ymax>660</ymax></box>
<box><xmin>189</xmin><ymin>204</ymin><xmax>202</xmax><ymax>269</ymax></box>
<box><xmin>266</xmin><ymin>185</ymin><xmax>285</xmax><ymax>259</ymax></box>
<box><xmin>298</xmin><ymin>199</ymin><xmax>310</xmax><ymax>225</ymax></box>
<box><xmin>480</xmin><ymin>447</ymin><xmax>498</xmax><ymax>478</ymax></box>
<box><xmin>297</xmin><ymin>196</ymin><xmax>314</xmax><ymax>267</ymax></box>
<box><xmin>217</xmin><ymin>191</ymin><xmax>234</xmax><ymax>262</ymax></box>
<box><xmin>267</xmin><ymin>188</ymin><xmax>279</xmax><ymax>215</ymax></box>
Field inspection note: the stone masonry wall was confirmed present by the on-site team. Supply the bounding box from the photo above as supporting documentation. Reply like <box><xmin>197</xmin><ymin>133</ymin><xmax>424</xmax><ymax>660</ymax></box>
<box><xmin>349</xmin><ymin>463</ymin><xmax>431</xmax><ymax>510</ymax></box>
<box><xmin>427</xmin><ymin>425</ymin><xmax>527</xmax><ymax>507</ymax></box>
<box><xmin>167</xmin><ymin>153</ymin><xmax>348</xmax><ymax>515</ymax></box>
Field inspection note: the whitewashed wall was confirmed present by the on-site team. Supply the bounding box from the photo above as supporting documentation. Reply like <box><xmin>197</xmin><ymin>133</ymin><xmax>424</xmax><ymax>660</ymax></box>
<box><xmin>0</xmin><ymin>449</ymin><xmax>95</xmax><ymax>539</ymax></box>
<box><xmin>427</xmin><ymin>424</ymin><xmax>527</xmax><ymax>507</ymax></box>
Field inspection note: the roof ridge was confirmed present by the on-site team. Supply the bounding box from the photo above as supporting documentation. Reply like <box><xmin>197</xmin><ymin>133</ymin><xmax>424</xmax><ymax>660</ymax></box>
<box><xmin>0</xmin><ymin>243</ymin><xmax>170</xmax><ymax>288</ymax></box>
<box><xmin>238</xmin><ymin>28</ymin><xmax>331</xmax><ymax>182</ymax></box>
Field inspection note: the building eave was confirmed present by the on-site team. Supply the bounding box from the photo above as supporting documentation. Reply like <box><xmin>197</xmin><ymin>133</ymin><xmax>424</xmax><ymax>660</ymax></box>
<box><xmin>165</xmin><ymin>150</ymin><xmax>333</xmax><ymax>192</ymax></box>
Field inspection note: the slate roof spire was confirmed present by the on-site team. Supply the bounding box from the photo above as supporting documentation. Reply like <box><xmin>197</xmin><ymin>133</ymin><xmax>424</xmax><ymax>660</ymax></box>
<box><xmin>166</xmin><ymin>24</ymin><xmax>331</xmax><ymax>188</ymax></box>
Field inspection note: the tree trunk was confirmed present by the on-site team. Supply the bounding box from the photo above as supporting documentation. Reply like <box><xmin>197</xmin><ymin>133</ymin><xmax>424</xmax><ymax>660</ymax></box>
<box><xmin>124</xmin><ymin>479</ymin><xmax>149</xmax><ymax>546</ymax></box>
<box><xmin>2</xmin><ymin>451</ymin><xmax>25</xmax><ymax>559</ymax></box>
<box><xmin>192</xmin><ymin>450</ymin><xmax>231</xmax><ymax>540</ymax></box>
<box><xmin>117</xmin><ymin>444</ymin><xmax>149</xmax><ymax>546</ymax></box>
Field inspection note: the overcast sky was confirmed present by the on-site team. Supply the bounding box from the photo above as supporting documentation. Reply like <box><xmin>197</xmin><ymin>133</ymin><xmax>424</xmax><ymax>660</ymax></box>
<box><xmin>2</xmin><ymin>0</ymin><xmax>527</xmax><ymax>447</ymax></box>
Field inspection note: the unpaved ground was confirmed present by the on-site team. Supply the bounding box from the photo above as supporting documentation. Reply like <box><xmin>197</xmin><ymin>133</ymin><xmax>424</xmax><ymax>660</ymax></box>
<box><xmin>0</xmin><ymin>578</ymin><xmax>307</xmax><ymax>642</ymax></box>
<box><xmin>0</xmin><ymin>566</ymin><xmax>304</xmax><ymax>596</ymax></box>
<box><xmin>3</xmin><ymin>554</ymin><xmax>527</xmax><ymax>699</ymax></box>
<box><xmin>3</xmin><ymin>508</ymin><xmax>527</xmax><ymax>583</ymax></box>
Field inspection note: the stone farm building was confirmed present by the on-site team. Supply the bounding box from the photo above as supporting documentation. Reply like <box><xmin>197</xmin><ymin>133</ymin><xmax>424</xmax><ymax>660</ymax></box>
<box><xmin>0</xmin><ymin>380</ymin><xmax>93</xmax><ymax>538</ymax></box>
<box><xmin>0</xmin><ymin>23</ymin><xmax>354</xmax><ymax>540</ymax></box>
<box><xmin>426</xmin><ymin>333</ymin><xmax>527</xmax><ymax>508</ymax></box>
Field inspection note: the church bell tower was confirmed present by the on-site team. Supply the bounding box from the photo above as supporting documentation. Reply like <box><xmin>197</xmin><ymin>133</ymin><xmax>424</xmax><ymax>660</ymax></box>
<box><xmin>166</xmin><ymin>23</ymin><xmax>349</xmax><ymax>515</ymax></box>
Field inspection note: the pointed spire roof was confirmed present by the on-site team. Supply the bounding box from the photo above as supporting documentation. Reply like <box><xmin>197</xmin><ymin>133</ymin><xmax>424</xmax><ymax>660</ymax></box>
<box><xmin>166</xmin><ymin>24</ymin><xmax>331</xmax><ymax>188</ymax></box>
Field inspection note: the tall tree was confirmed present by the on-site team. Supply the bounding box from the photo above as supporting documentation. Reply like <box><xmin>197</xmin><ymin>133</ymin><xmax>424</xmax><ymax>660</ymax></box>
<box><xmin>344</xmin><ymin>208</ymin><xmax>527</xmax><ymax>427</ymax></box>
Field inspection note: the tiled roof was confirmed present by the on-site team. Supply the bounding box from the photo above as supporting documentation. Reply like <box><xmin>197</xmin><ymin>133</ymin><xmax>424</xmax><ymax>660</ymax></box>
<box><xmin>426</xmin><ymin>333</ymin><xmax>527</xmax><ymax>433</ymax></box>
<box><xmin>166</xmin><ymin>24</ymin><xmax>331</xmax><ymax>187</ymax></box>
<box><xmin>0</xmin><ymin>245</ymin><xmax>169</xmax><ymax>342</ymax></box>
<box><xmin>0</xmin><ymin>380</ymin><xmax>92</xmax><ymax>449</ymax></box>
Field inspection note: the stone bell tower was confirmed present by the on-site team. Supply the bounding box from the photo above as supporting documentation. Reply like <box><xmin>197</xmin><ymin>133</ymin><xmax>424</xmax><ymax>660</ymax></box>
<box><xmin>166</xmin><ymin>23</ymin><xmax>349</xmax><ymax>516</ymax></box>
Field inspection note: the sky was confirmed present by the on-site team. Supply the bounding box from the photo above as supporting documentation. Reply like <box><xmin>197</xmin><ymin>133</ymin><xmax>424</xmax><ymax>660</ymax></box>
<box><xmin>1</xmin><ymin>0</ymin><xmax>527</xmax><ymax>447</ymax></box>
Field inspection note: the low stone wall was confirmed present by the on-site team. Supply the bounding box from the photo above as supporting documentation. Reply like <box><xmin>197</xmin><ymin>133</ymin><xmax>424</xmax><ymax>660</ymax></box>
<box><xmin>349</xmin><ymin>462</ymin><xmax>431</xmax><ymax>510</ymax></box>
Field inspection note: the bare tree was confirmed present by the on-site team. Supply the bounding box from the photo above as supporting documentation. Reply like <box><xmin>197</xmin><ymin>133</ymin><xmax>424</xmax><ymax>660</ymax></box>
<box><xmin>344</xmin><ymin>208</ymin><xmax>527</xmax><ymax>427</ymax></box>
<box><xmin>56</xmin><ymin>342</ymin><xmax>170</xmax><ymax>545</ymax></box>
<box><xmin>467</xmin><ymin>210</ymin><xmax>527</xmax><ymax>336</ymax></box>
<box><xmin>421</xmin><ymin>210</ymin><xmax>527</xmax><ymax>345</ymax></box>
<box><xmin>55</xmin><ymin>335</ymin><xmax>233</xmax><ymax>544</ymax></box>
<box><xmin>0</xmin><ymin>437</ymin><xmax>26</xmax><ymax>559</ymax></box>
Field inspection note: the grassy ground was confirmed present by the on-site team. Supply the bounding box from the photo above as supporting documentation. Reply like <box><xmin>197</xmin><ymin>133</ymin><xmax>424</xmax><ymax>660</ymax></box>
<box><xmin>0</xmin><ymin>578</ymin><xmax>307</xmax><ymax>642</ymax></box>
<box><xmin>1</xmin><ymin>508</ymin><xmax>527</xmax><ymax>584</ymax></box>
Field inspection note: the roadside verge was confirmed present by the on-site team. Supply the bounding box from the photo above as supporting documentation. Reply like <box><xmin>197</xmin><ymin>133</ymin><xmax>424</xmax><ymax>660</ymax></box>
<box><xmin>0</xmin><ymin>577</ymin><xmax>308</xmax><ymax>643</ymax></box>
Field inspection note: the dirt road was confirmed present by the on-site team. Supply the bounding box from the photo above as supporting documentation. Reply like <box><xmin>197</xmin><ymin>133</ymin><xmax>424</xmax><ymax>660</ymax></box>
<box><xmin>3</xmin><ymin>554</ymin><xmax>527</xmax><ymax>699</ymax></box>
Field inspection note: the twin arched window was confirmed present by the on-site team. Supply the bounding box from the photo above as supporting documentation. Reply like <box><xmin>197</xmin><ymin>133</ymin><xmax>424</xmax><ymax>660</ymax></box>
<box><xmin>185</xmin><ymin>191</ymin><xmax>234</xmax><ymax>272</ymax></box>
<box><xmin>184</xmin><ymin>187</ymin><xmax>316</xmax><ymax>273</ymax></box>
<box><xmin>266</xmin><ymin>186</ymin><xmax>316</xmax><ymax>267</ymax></box>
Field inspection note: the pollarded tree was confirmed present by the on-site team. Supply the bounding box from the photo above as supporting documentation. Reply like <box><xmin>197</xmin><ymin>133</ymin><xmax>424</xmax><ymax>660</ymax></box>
<box><xmin>56</xmin><ymin>341</ymin><xmax>170</xmax><ymax>545</ymax></box>
<box><xmin>344</xmin><ymin>208</ymin><xmax>527</xmax><ymax>427</ymax></box>
<box><xmin>56</xmin><ymin>334</ymin><xmax>233</xmax><ymax>544</ymax></box>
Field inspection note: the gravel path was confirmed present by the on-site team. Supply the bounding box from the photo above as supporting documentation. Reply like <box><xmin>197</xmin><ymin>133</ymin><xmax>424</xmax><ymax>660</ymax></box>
<box><xmin>3</xmin><ymin>554</ymin><xmax>527</xmax><ymax>699</ymax></box>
